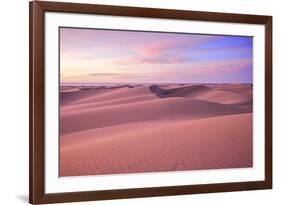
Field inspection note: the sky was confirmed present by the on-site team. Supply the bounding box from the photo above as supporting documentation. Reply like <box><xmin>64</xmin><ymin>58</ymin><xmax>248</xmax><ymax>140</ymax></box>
<box><xmin>60</xmin><ymin>27</ymin><xmax>253</xmax><ymax>84</ymax></box>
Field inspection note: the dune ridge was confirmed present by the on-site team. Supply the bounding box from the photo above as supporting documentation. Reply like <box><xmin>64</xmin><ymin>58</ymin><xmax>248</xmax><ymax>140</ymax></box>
<box><xmin>150</xmin><ymin>84</ymin><xmax>252</xmax><ymax>105</ymax></box>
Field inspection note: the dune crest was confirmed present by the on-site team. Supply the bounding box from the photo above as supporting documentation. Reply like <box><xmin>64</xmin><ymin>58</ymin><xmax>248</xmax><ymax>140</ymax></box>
<box><xmin>150</xmin><ymin>84</ymin><xmax>211</xmax><ymax>98</ymax></box>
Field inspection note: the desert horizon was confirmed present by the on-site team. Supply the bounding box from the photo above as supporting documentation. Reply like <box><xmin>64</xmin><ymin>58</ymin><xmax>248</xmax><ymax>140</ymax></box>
<box><xmin>60</xmin><ymin>83</ymin><xmax>253</xmax><ymax>177</ymax></box>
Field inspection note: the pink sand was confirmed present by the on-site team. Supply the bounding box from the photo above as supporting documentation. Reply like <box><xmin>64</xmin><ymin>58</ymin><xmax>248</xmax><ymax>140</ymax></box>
<box><xmin>60</xmin><ymin>84</ymin><xmax>253</xmax><ymax>177</ymax></box>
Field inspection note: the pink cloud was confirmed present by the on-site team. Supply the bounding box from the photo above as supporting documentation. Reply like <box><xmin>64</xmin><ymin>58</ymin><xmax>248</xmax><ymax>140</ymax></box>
<box><xmin>114</xmin><ymin>55</ymin><xmax>189</xmax><ymax>65</ymax></box>
<box><xmin>136</xmin><ymin>35</ymin><xmax>218</xmax><ymax>57</ymax></box>
<box><xmin>136</xmin><ymin>41</ymin><xmax>180</xmax><ymax>56</ymax></box>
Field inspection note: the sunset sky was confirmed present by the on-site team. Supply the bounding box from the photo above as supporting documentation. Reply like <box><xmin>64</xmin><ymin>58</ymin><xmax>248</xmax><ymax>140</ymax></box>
<box><xmin>60</xmin><ymin>27</ymin><xmax>253</xmax><ymax>84</ymax></box>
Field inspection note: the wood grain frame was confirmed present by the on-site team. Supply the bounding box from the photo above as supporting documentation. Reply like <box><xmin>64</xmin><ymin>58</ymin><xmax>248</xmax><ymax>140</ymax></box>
<box><xmin>29</xmin><ymin>1</ymin><xmax>272</xmax><ymax>204</ymax></box>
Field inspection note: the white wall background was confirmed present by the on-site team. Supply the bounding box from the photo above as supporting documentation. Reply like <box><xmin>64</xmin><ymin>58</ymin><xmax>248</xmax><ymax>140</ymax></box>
<box><xmin>0</xmin><ymin>0</ymin><xmax>279</xmax><ymax>204</ymax></box>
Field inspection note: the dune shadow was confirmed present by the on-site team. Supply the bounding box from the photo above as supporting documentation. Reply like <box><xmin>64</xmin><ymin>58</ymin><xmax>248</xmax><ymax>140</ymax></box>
<box><xmin>149</xmin><ymin>84</ymin><xmax>212</xmax><ymax>98</ymax></box>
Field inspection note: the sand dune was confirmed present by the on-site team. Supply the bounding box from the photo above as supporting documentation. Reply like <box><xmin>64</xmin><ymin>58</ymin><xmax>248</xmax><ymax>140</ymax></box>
<box><xmin>60</xmin><ymin>88</ymin><xmax>114</xmax><ymax>106</ymax></box>
<box><xmin>72</xmin><ymin>86</ymin><xmax>150</xmax><ymax>104</ymax></box>
<box><xmin>60</xmin><ymin>84</ymin><xmax>253</xmax><ymax>177</ymax></box>
<box><xmin>60</xmin><ymin>97</ymin><xmax>249</xmax><ymax>135</ymax></box>
<box><xmin>60</xmin><ymin>113</ymin><xmax>252</xmax><ymax>176</ymax></box>
<box><xmin>62</xmin><ymin>93</ymin><xmax>157</xmax><ymax>111</ymax></box>
<box><xmin>210</xmin><ymin>84</ymin><xmax>253</xmax><ymax>98</ymax></box>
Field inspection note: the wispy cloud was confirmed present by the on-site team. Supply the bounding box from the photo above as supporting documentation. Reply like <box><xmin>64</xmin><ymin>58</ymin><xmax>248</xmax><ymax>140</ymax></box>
<box><xmin>88</xmin><ymin>73</ymin><xmax>121</xmax><ymax>77</ymax></box>
<box><xmin>114</xmin><ymin>56</ymin><xmax>189</xmax><ymax>65</ymax></box>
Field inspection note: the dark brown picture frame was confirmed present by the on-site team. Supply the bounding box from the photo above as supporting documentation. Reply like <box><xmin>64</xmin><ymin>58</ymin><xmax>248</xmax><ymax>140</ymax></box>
<box><xmin>29</xmin><ymin>1</ymin><xmax>272</xmax><ymax>204</ymax></box>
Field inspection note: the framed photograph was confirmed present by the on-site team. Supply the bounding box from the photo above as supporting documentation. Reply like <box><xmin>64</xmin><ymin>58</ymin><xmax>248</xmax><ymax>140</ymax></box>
<box><xmin>29</xmin><ymin>1</ymin><xmax>272</xmax><ymax>204</ymax></box>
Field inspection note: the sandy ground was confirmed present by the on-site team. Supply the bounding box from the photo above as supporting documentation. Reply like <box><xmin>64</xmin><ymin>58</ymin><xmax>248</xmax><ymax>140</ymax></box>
<box><xmin>60</xmin><ymin>84</ymin><xmax>253</xmax><ymax>177</ymax></box>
